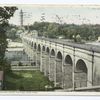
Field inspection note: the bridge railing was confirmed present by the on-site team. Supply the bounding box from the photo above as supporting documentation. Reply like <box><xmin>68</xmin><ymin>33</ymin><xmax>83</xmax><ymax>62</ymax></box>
<box><xmin>36</xmin><ymin>37</ymin><xmax>100</xmax><ymax>53</ymax></box>
<box><xmin>23</xmin><ymin>36</ymin><xmax>100</xmax><ymax>53</ymax></box>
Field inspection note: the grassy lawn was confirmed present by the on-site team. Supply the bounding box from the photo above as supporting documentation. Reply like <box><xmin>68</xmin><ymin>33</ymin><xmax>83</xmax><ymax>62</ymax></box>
<box><xmin>4</xmin><ymin>70</ymin><xmax>54</xmax><ymax>91</ymax></box>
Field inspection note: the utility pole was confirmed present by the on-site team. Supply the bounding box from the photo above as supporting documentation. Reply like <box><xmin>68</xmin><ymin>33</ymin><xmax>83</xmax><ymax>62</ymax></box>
<box><xmin>20</xmin><ymin>9</ymin><xmax>23</xmax><ymax>27</ymax></box>
<box><xmin>40</xmin><ymin>13</ymin><xmax>45</xmax><ymax>22</ymax></box>
<box><xmin>19</xmin><ymin>9</ymin><xmax>32</xmax><ymax>32</ymax></box>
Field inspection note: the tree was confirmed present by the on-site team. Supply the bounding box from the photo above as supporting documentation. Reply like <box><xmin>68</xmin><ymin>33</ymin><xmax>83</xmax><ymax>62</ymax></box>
<box><xmin>0</xmin><ymin>6</ymin><xmax>17</xmax><ymax>71</ymax></box>
<box><xmin>28</xmin><ymin>22</ymin><xmax>100</xmax><ymax>41</ymax></box>
<box><xmin>18</xmin><ymin>62</ymin><xmax>23</xmax><ymax>66</ymax></box>
<box><xmin>7</xmin><ymin>28</ymin><xmax>17</xmax><ymax>39</ymax></box>
<box><xmin>46</xmin><ymin>23</ymin><xmax>60</xmax><ymax>38</ymax></box>
<box><xmin>10</xmin><ymin>28</ymin><xmax>16</xmax><ymax>38</ymax></box>
<box><xmin>76</xmin><ymin>34</ymin><xmax>82</xmax><ymax>43</ymax></box>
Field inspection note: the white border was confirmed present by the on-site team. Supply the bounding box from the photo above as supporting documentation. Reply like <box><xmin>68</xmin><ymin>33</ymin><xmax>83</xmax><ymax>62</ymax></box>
<box><xmin>0</xmin><ymin>1</ymin><xmax>100</xmax><ymax>100</ymax></box>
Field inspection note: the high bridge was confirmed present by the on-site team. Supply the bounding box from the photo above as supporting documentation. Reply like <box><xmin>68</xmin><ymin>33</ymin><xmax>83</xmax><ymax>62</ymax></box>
<box><xmin>22</xmin><ymin>34</ymin><xmax>100</xmax><ymax>90</ymax></box>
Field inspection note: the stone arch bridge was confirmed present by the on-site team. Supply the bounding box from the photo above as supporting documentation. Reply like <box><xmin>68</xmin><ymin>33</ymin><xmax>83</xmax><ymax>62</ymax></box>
<box><xmin>22</xmin><ymin>36</ymin><xmax>100</xmax><ymax>90</ymax></box>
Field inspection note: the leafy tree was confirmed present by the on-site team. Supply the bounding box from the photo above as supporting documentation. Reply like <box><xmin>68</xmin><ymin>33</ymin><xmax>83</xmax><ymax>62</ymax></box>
<box><xmin>18</xmin><ymin>62</ymin><xmax>23</xmax><ymax>66</ymax></box>
<box><xmin>76</xmin><ymin>34</ymin><xmax>82</xmax><ymax>43</ymax></box>
<box><xmin>0</xmin><ymin>6</ymin><xmax>17</xmax><ymax>71</ymax></box>
<box><xmin>7</xmin><ymin>28</ymin><xmax>17</xmax><ymax>40</ymax></box>
<box><xmin>28</xmin><ymin>22</ymin><xmax>100</xmax><ymax>42</ymax></box>
<box><xmin>46</xmin><ymin>23</ymin><xmax>59</xmax><ymax>38</ymax></box>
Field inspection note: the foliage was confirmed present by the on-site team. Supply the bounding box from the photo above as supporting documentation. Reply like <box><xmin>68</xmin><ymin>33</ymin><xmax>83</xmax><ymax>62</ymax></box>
<box><xmin>27</xmin><ymin>22</ymin><xmax>100</xmax><ymax>42</ymax></box>
<box><xmin>76</xmin><ymin>34</ymin><xmax>82</xmax><ymax>43</ymax></box>
<box><xmin>18</xmin><ymin>62</ymin><xmax>23</xmax><ymax>66</ymax></box>
<box><xmin>6</xmin><ymin>27</ymin><xmax>17</xmax><ymax>39</ymax></box>
<box><xmin>0</xmin><ymin>6</ymin><xmax>17</xmax><ymax>71</ymax></box>
<box><xmin>5</xmin><ymin>70</ymin><xmax>54</xmax><ymax>91</ymax></box>
<box><xmin>0</xmin><ymin>7</ymin><xmax>17</xmax><ymax>24</ymax></box>
<box><xmin>6</xmin><ymin>25</ymin><xmax>23</xmax><ymax>41</ymax></box>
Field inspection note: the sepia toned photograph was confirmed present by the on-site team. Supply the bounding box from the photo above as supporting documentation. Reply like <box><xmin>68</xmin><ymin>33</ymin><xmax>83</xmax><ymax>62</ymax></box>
<box><xmin>0</xmin><ymin>4</ymin><xmax>100</xmax><ymax>95</ymax></box>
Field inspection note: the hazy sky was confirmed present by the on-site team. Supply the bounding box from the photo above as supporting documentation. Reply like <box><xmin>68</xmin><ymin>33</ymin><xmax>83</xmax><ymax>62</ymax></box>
<box><xmin>9</xmin><ymin>5</ymin><xmax>100</xmax><ymax>25</ymax></box>
<box><xmin>1</xmin><ymin>0</ymin><xmax>100</xmax><ymax>4</ymax></box>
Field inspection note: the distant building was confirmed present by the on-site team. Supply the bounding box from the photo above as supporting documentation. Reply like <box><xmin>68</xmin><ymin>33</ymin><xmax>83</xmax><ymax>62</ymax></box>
<box><xmin>31</xmin><ymin>30</ymin><xmax>38</xmax><ymax>37</ymax></box>
<box><xmin>98</xmin><ymin>36</ymin><xmax>100</xmax><ymax>42</ymax></box>
<box><xmin>5</xmin><ymin>41</ymin><xmax>24</xmax><ymax>61</ymax></box>
<box><xmin>20</xmin><ymin>30</ymin><xmax>38</xmax><ymax>39</ymax></box>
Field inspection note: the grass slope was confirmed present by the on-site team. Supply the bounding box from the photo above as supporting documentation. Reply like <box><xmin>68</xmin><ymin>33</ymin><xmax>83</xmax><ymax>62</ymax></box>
<box><xmin>4</xmin><ymin>70</ymin><xmax>54</xmax><ymax>91</ymax></box>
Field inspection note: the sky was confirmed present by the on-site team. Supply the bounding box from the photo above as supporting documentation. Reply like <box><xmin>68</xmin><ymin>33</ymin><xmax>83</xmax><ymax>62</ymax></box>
<box><xmin>1</xmin><ymin>0</ymin><xmax>100</xmax><ymax>4</ymax></box>
<box><xmin>9</xmin><ymin>5</ymin><xmax>100</xmax><ymax>25</ymax></box>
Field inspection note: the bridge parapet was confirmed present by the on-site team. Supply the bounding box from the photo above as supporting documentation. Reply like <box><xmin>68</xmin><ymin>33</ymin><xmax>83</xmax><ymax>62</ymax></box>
<box><xmin>37</xmin><ymin>37</ymin><xmax>100</xmax><ymax>53</ymax></box>
<box><xmin>23</xmin><ymin>36</ymin><xmax>100</xmax><ymax>53</ymax></box>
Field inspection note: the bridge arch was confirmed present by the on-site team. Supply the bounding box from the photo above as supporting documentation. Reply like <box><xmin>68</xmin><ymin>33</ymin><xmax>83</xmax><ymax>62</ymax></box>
<box><xmin>65</xmin><ymin>55</ymin><xmax>73</xmax><ymax>65</ymax></box>
<box><xmin>34</xmin><ymin>43</ymin><xmax>37</xmax><ymax>50</ymax></box>
<box><xmin>46</xmin><ymin>47</ymin><xmax>50</xmax><ymax>54</ymax></box>
<box><xmin>31</xmin><ymin>42</ymin><xmax>33</xmax><ymax>47</ymax></box>
<box><xmin>64</xmin><ymin>55</ymin><xmax>73</xmax><ymax>89</ymax></box>
<box><xmin>42</xmin><ymin>46</ymin><xmax>45</xmax><ymax>52</ymax></box>
<box><xmin>75</xmin><ymin>59</ymin><xmax>87</xmax><ymax>88</ymax></box>
<box><xmin>57</xmin><ymin>51</ymin><xmax>62</xmax><ymax>60</ymax></box>
<box><xmin>37</xmin><ymin>44</ymin><xmax>41</xmax><ymax>51</ymax></box>
<box><xmin>51</xmin><ymin>49</ymin><xmax>55</xmax><ymax>56</ymax></box>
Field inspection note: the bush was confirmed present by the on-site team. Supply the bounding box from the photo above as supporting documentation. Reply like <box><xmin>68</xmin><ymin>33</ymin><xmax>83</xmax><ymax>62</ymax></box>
<box><xmin>18</xmin><ymin>62</ymin><xmax>23</xmax><ymax>66</ymax></box>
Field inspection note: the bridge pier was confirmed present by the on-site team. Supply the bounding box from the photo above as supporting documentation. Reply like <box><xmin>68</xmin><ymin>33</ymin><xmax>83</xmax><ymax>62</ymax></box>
<box><xmin>56</xmin><ymin>59</ymin><xmax>63</xmax><ymax>88</ymax></box>
<box><xmin>33</xmin><ymin>50</ymin><xmax>37</xmax><ymax>66</ymax></box>
<box><xmin>49</xmin><ymin>56</ymin><xmax>55</xmax><ymax>82</ymax></box>
<box><xmin>87</xmin><ymin>64</ymin><xmax>93</xmax><ymax>87</ymax></box>
<box><xmin>29</xmin><ymin>47</ymin><xmax>34</xmax><ymax>60</ymax></box>
<box><xmin>41</xmin><ymin>52</ymin><xmax>47</xmax><ymax>76</ymax></box>
<box><xmin>41</xmin><ymin>51</ymin><xmax>45</xmax><ymax>73</ymax></box>
<box><xmin>45</xmin><ymin>53</ymin><xmax>50</xmax><ymax>77</ymax></box>
<box><xmin>40</xmin><ymin>51</ymin><xmax>42</xmax><ymax>72</ymax></box>
<box><xmin>37</xmin><ymin>51</ymin><xmax>41</xmax><ymax>67</ymax></box>
<box><xmin>63</xmin><ymin>64</ymin><xmax>73</xmax><ymax>89</ymax></box>
<box><xmin>74</xmin><ymin>59</ymin><xmax>88</xmax><ymax>88</ymax></box>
